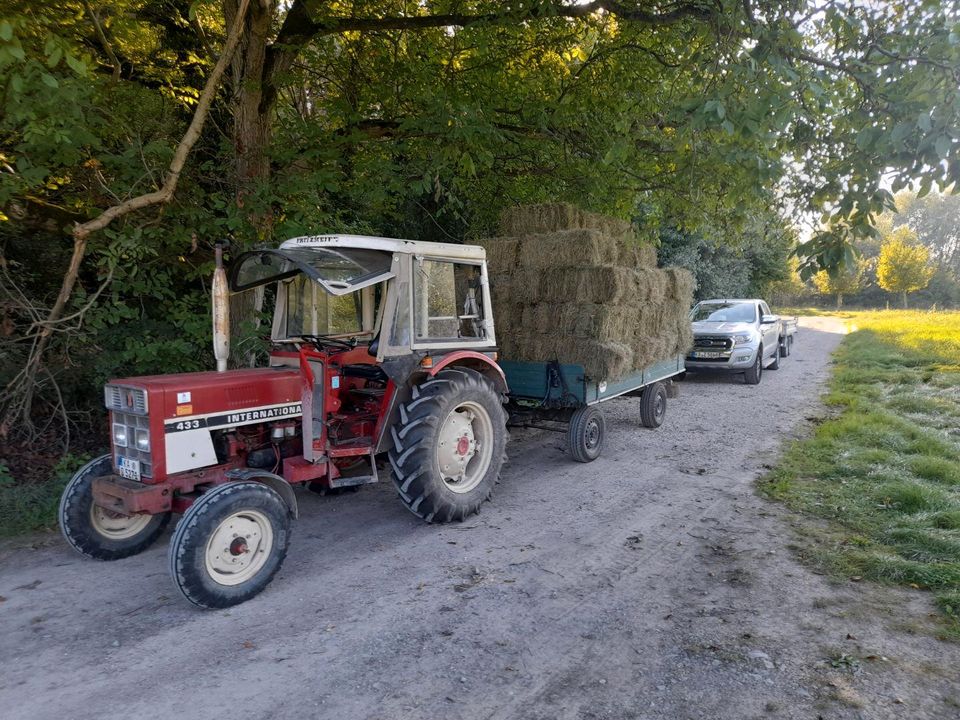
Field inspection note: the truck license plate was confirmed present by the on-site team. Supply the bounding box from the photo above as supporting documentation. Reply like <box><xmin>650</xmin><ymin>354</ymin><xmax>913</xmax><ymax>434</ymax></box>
<box><xmin>118</xmin><ymin>457</ymin><xmax>141</xmax><ymax>481</ymax></box>
<box><xmin>693</xmin><ymin>351</ymin><xmax>723</xmax><ymax>359</ymax></box>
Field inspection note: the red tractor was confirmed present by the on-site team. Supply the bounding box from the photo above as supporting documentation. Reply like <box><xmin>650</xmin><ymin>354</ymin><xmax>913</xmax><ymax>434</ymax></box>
<box><xmin>59</xmin><ymin>235</ymin><xmax>509</xmax><ymax>608</ymax></box>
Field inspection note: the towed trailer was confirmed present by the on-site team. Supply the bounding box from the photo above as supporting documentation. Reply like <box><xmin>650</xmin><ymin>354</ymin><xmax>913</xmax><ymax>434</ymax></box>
<box><xmin>502</xmin><ymin>355</ymin><xmax>685</xmax><ymax>462</ymax></box>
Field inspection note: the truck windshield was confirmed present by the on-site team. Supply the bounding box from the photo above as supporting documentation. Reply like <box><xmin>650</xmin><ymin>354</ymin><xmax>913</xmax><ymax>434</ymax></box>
<box><xmin>231</xmin><ymin>247</ymin><xmax>392</xmax><ymax>295</ymax></box>
<box><xmin>691</xmin><ymin>302</ymin><xmax>756</xmax><ymax>323</ymax></box>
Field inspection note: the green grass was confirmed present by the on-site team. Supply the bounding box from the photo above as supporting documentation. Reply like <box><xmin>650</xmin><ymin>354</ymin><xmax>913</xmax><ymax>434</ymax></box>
<box><xmin>761</xmin><ymin>310</ymin><xmax>960</xmax><ymax>639</ymax></box>
<box><xmin>0</xmin><ymin>456</ymin><xmax>88</xmax><ymax>537</ymax></box>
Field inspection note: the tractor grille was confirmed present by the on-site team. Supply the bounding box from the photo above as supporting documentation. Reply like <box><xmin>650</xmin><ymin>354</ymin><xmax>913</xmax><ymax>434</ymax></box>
<box><xmin>112</xmin><ymin>411</ymin><xmax>153</xmax><ymax>479</ymax></box>
<box><xmin>693</xmin><ymin>335</ymin><xmax>734</xmax><ymax>350</ymax></box>
<box><xmin>104</xmin><ymin>384</ymin><xmax>148</xmax><ymax>414</ymax></box>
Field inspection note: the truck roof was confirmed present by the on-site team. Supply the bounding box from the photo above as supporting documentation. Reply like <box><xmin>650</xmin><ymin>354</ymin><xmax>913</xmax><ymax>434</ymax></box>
<box><xmin>279</xmin><ymin>234</ymin><xmax>487</xmax><ymax>261</ymax></box>
<box><xmin>697</xmin><ymin>298</ymin><xmax>764</xmax><ymax>304</ymax></box>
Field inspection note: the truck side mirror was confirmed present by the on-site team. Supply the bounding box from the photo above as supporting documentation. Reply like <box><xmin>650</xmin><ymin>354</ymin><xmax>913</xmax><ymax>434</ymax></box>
<box><xmin>760</xmin><ymin>314</ymin><xmax>778</xmax><ymax>324</ymax></box>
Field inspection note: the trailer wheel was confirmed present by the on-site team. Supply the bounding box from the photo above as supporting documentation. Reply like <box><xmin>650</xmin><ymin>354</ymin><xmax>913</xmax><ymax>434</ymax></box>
<box><xmin>639</xmin><ymin>382</ymin><xmax>668</xmax><ymax>428</ymax></box>
<box><xmin>744</xmin><ymin>346</ymin><xmax>763</xmax><ymax>385</ymax></box>
<box><xmin>389</xmin><ymin>368</ymin><xmax>507</xmax><ymax>523</ymax></box>
<box><xmin>59</xmin><ymin>454</ymin><xmax>170</xmax><ymax>560</ymax></box>
<box><xmin>169</xmin><ymin>481</ymin><xmax>291</xmax><ymax>609</ymax></box>
<box><xmin>784</xmin><ymin>335</ymin><xmax>793</xmax><ymax>357</ymax></box>
<box><xmin>567</xmin><ymin>405</ymin><xmax>605</xmax><ymax>463</ymax></box>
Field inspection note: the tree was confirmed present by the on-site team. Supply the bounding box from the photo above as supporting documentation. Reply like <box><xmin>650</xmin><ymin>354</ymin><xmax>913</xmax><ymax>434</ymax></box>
<box><xmin>877</xmin><ymin>227</ymin><xmax>935</xmax><ymax>308</ymax></box>
<box><xmin>813</xmin><ymin>260</ymin><xmax>868</xmax><ymax>309</ymax></box>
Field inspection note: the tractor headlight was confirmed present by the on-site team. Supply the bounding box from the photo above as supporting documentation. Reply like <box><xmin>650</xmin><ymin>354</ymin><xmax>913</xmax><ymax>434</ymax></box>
<box><xmin>113</xmin><ymin>423</ymin><xmax>128</xmax><ymax>447</ymax></box>
<box><xmin>731</xmin><ymin>333</ymin><xmax>754</xmax><ymax>345</ymax></box>
<box><xmin>135</xmin><ymin>429</ymin><xmax>150</xmax><ymax>451</ymax></box>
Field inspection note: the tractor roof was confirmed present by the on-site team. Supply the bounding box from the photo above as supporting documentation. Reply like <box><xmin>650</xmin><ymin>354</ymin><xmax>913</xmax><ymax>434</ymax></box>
<box><xmin>279</xmin><ymin>234</ymin><xmax>486</xmax><ymax>261</ymax></box>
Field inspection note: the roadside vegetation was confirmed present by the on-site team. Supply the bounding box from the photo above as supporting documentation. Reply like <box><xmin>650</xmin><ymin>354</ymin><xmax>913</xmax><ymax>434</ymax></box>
<box><xmin>762</xmin><ymin>310</ymin><xmax>960</xmax><ymax>638</ymax></box>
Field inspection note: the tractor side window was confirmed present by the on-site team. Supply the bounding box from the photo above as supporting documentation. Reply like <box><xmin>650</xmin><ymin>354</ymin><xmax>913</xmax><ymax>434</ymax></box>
<box><xmin>413</xmin><ymin>259</ymin><xmax>485</xmax><ymax>342</ymax></box>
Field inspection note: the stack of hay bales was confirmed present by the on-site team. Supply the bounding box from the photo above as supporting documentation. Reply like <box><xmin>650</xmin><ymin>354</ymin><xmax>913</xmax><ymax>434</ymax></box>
<box><xmin>479</xmin><ymin>204</ymin><xmax>694</xmax><ymax>381</ymax></box>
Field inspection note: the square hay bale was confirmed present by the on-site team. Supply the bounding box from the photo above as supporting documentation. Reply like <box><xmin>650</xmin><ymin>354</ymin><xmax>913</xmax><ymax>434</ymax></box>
<box><xmin>499</xmin><ymin>203</ymin><xmax>632</xmax><ymax>237</ymax></box>
<box><xmin>477</xmin><ymin>237</ymin><xmax>522</xmax><ymax>272</ymax></box>
<box><xmin>515</xmin><ymin>334</ymin><xmax>635</xmax><ymax>381</ymax></box>
<box><xmin>520</xmin><ymin>302</ymin><xmax>640</xmax><ymax>342</ymax></box>
<box><xmin>518</xmin><ymin>229</ymin><xmax>621</xmax><ymax>269</ymax></box>
<box><xmin>663</xmin><ymin>267</ymin><xmax>695</xmax><ymax>302</ymax></box>
<box><xmin>513</xmin><ymin>267</ymin><xmax>645</xmax><ymax>305</ymax></box>
<box><xmin>615</xmin><ymin>240</ymin><xmax>658</xmax><ymax>269</ymax></box>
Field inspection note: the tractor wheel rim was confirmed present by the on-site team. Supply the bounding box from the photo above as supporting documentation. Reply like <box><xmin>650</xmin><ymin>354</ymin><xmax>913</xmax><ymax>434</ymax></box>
<box><xmin>204</xmin><ymin>510</ymin><xmax>274</xmax><ymax>586</ymax></box>
<box><xmin>436</xmin><ymin>401</ymin><xmax>493</xmax><ymax>494</ymax></box>
<box><xmin>584</xmin><ymin>418</ymin><xmax>601</xmax><ymax>449</ymax></box>
<box><xmin>90</xmin><ymin>505</ymin><xmax>152</xmax><ymax>540</ymax></box>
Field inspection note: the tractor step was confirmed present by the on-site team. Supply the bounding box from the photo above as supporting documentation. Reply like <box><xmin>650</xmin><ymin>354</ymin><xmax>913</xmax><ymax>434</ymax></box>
<box><xmin>331</xmin><ymin>450</ymin><xmax>379</xmax><ymax>488</ymax></box>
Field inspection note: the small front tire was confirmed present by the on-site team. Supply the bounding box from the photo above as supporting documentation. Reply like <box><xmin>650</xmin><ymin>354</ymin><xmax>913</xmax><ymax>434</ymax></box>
<box><xmin>567</xmin><ymin>405</ymin><xmax>605</xmax><ymax>463</ymax></box>
<box><xmin>59</xmin><ymin>454</ymin><xmax>170</xmax><ymax>560</ymax></box>
<box><xmin>169</xmin><ymin>481</ymin><xmax>291</xmax><ymax>609</ymax></box>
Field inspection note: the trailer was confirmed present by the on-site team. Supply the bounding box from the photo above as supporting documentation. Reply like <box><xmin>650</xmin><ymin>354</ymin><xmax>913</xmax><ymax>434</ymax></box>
<box><xmin>502</xmin><ymin>354</ymin><xmax>685</xmax><ymax>462</ymax></box>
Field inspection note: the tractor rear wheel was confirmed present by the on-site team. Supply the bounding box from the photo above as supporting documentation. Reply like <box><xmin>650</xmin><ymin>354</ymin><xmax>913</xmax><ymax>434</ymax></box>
<box><xmin>567</xmin><ymin>405</ymin><xmax>605</xmax><ymax>462</ymax></box>
<box><xmin>59</xmin><ymin>454</ymin><xmax>170</xmax><ymax>560</ymax></box>
<box><xmin>639</xmin><ymin>381</ymin><xmax>668</xmax><ymax>428</ymax></box>
<box><xmin>169</xmin><ymin>481</ymin><xmax>291</xmax><ymax>608</ymax></box>
<box><xmin>389</xmin><ymin>368</ymin><xmax>507</xmax><ymax>523</ymax></box>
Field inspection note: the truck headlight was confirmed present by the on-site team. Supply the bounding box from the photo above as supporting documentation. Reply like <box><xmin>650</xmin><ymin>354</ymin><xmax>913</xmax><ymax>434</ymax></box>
<box><xmin>113</xmin><ymin>423</ymin><xmax>128</xmax><ymax>447</ymax></box>
<box><xmin>135</xmin><ymin>429</ymin><xmax>150</xmax><ymax>451</ymax></box>
<box><xmin>732</xmin><ymin>333</ymin><xmax>754</xmax><ymax>345</ymax></box>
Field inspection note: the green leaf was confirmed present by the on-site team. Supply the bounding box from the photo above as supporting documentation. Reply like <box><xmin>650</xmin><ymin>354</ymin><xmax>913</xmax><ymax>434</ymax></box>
<box><xmin>41</xmin><ymin>73</ymin><xmax>58</xmax><ymax>88</ymax></box>
<box><xmin>721</xmin><ymin>120</ymin><xmax>734</xmax><ymax>135</ymax></box>
<box><xmin>47</xmin><ymin>46</ymin><xmax>62</xmax><ymax>67</ymax></box>
<box><xmin>934</xmin><ymin>135</ymin><xmax>951</xmax><ymax>159</ymax></box>
<box><xmin>0</xmin><ymin>20</ymin><xmax>12</xmax><ymax>42</ymax></box>
<box><xmin>65</xmin><ymin>54</ymin><xmax>86</xmax><ymax>75</ymax></box>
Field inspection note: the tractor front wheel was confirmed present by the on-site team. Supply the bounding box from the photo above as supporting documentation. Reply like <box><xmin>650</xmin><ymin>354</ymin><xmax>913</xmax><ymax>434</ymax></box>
<box><xmin>169</xmin><ymin>481</ymin><xmax>291</xmax><ymax>608</ymax></box>
<box><xmin>59</xmin><ymin>454</ymin><xmax>171</xmax><ymax>560</ymax></box>
<box><xmin>389</xmin><ymin>368</ymin><xmax>507</xmax><ymax>523</ymax></box>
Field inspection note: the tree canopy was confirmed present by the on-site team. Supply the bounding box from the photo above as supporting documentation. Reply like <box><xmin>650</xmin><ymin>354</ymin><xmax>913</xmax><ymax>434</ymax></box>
<box><xmin>1</xmin><ymin>0</ymin><xmax>959</xmax><ymax>442</ymax></box>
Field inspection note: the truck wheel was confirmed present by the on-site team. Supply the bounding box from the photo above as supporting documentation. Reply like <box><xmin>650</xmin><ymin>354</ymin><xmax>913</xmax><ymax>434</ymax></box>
<box><xmin>744</xmin><ymin>346</ymin><xmax>763</xmax><ymax>385</ymax></box>
<box><xmin>639</xmin><ymin>382</ymin><xmax>668</xmax><ymax>428</ymax></box>
<box><xmin>59</xmin><ymin>454</ymin><xmax>170</xmax><ymax>560</ymax></box>
<box><xmin>389</xmin><ymin>368</ymin><xmax>507</xmax><ymax>523</ymax></box>
<box><xmin>567</xmin><ymin>405</ymin><xmax>605</xmax><ymax>463</ymax></box>
<box><xmin>169</xmin><ymin>481</ymin><xmax>291</xmax><ymax>608</ymax></box>
<box><xmin>769</xmin><ymin>343</ymin><xmax>782</xmax><ymax>370</ymax></box>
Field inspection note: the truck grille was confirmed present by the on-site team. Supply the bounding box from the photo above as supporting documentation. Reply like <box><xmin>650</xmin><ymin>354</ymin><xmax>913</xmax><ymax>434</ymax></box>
<box><xmin>105</xmin><ymin>384</ymin><xmax>148</xmax><ymax>414</ymax></box>
<box><xmin>112</xmin><ymin>411</ymin><xmax>152</xmax><ymax>478</ymax></box>
<box><xmin>693</xmin><ymin>336</ymin><xmax>734</xmax><ymax>350</ymax></box>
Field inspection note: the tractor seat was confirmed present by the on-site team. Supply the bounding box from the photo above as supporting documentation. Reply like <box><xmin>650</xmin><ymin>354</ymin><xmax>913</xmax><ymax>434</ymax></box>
<box><xmin>342</xmin><ymin>364</ymin><xmax>388</xmax><ymax>383</ymax></box>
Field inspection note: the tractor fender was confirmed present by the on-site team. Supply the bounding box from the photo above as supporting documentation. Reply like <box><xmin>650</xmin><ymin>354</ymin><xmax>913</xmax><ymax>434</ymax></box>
<box><xmin>224</xmin><ymin>469</ymin><xmax>299</xmax><ymax>519</ymax></box>
<box><xmin>428</xmin><ymin>351</ymin><xmax>508</xmax><ymax>394</ymax></box>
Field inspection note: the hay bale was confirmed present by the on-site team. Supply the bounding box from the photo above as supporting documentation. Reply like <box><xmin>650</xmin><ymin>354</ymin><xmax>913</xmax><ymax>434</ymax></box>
<box><xmin>514</xmin><ymin>334</ymin><xmax>635</xmax><ymax>381</ymax></box>
<box><xmin>520</xmin><ymin>302</ymin><xmax>639</xmax><ymax>342</ymax></box>
<box><xmin>663</xmin><ymin>267</ymin><xmax>695</xmax><ymax>302</ymax></box>
<box><xmin>478</xmin><ymin>237</ymin><xmax>521</xmax><ymax>272</ymax></box>
<box><xmin>615</xmin><ymin>240</ymin><xmax>658</xmax><ymax>269</ymax></box>
<box><xmin>499</xmin><ymin>203</ymin><xmax>632</xmax><ymax>237</ymax></box>
<box><xmin>512</xmin><ymin>267</ymin><xmax>644</xmax><ymax>305</ymax></box>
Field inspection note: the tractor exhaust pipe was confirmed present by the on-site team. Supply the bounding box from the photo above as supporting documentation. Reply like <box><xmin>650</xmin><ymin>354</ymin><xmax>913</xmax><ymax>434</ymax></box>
<box><xmin>212</xmin><ymin>242</ymin><xmax>229</xmax><ymax>372</ymax></box>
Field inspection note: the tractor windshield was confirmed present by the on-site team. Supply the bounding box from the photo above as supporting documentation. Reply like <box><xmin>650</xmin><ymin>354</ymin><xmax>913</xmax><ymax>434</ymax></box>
<box><xmin>230</xmin><ymin>247</ymin><xmax>393</xmax><ymax>296</ymax></box>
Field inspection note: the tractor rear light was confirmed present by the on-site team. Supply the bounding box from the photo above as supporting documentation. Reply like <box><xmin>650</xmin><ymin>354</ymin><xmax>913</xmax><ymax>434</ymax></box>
<box><xmin>135</xmin><ymin>429</ymin><xmax>150</xmax><ymax>451</ymax></box>
<box><xmin>113</xmin><ymin>423</ymin><xmax>128</xmax><ymax>448</ymax></box>
<box><xmin>420</xmin><ymin>356</ymin><xmax>433</xmax><ymax>368</ymax></box>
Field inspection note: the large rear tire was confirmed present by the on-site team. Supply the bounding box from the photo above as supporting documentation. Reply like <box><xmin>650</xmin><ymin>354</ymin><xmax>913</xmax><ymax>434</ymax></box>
<box><xmin>59</xmin><ymin>454</ymin><xmax>170</xmax><ymax>560</ymax></box>
<box><xmin>567</xmin><ymin>405</ymin><xmax>605</xmax><ymax>463</ymax></box>
<box><xmin>389</xmin><ymin>368</ymin><xmax>507</xmax><ymax>523</ymax></box>
<box><xmin>639</xmin><ymin>382</ymin><xmax>668</xmax><ymax>429</ymax></box>
<box><xmin>169</xmin><ymin>481</ymin><xmax>291</xmax><ymax>609</ymax></box>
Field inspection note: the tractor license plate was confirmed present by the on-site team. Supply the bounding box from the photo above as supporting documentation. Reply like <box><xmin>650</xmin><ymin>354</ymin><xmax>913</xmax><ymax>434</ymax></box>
<box><xmin>118</xmin><ymin>457</ymin><xmax>141</xmax><ymax>481</ymax></box>
<box><xmin>693</xmin><ymin>351</ymin><xmax>723</xmax><ymax>359</ymax></box>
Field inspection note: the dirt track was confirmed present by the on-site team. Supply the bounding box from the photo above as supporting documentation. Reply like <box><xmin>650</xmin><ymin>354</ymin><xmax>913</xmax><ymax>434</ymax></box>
<box><xmin>2</xmin><ymin>317</ymin><xmax>958</xmax><ymax>719</ymax></box>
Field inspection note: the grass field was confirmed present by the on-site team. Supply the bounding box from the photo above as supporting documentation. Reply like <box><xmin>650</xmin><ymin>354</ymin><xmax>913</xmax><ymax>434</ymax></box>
<box><xmin>762</xmin><ymin>310</ymin><xmax>960</xmax><ymax>638</ymax></box>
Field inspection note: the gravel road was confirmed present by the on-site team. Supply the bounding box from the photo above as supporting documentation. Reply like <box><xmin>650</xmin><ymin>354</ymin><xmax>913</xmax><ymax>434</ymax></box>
<box><xmin>2</xmin><ymin>317</ymin><xmax>958</xmax><ymax>720</ymax></box>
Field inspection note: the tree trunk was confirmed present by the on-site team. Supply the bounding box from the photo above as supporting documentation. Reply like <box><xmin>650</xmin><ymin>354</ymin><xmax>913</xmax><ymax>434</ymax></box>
<box><xmin>902</xmin><ymin>291</ymin><xmax>908</xmax><ymax>309</ymax></box>
<box><xmin>224</xmin><ymin>0</ymin><xmax>277</xmax><ymax>365</ymax></box>
<box><xmin>836</xmin><ymin>293</ymin><xmax>843</xmax><ymax>309</ymax></box>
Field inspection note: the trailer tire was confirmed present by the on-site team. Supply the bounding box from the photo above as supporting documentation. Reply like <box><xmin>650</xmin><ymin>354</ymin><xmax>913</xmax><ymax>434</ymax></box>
<box><xmin>169</xmin><ymin>481</ymin><xmax>291</xmax><ymax>609</ymax></box>
<box><xmin>785</xmin><ymin>335</ymin><xmax>793</xmax><ymax>357</ymax></box>
<box><xmin>639</xmin><ymin>382</ymin><xmax>668</xmax><ymax>429</ymax></box>
<box><xmin>567</xmin><ymin>405</ymin><xmax>605</xmax><ymax>463</ymax></box>
<box><xmin>389</xmin><ymin>368</ymin><xmax>507</xmax><ymax>523</ymax></box>
<box><xmin>59</xmin><ymin>454</ymin><xmax>170</xmax><ymax>560</ymax></box>
<box><xmin>744</xmin><ymin>346</ymin><xmax>763</xmax><ymax>385</ymax></box>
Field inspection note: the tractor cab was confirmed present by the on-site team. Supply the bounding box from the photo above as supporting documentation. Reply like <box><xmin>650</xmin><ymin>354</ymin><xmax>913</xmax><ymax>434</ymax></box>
<box><xmin>229</xmin><ymin>235</ymin><xmax>500</xmax><ymax>477</ymax></box>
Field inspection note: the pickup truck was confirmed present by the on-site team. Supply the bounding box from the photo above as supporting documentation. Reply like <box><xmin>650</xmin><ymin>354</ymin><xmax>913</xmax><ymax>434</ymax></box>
<box><xmin>685</xmin><ymin>299</ymin><xmax>798</xmax><ymax>384</ymax></box>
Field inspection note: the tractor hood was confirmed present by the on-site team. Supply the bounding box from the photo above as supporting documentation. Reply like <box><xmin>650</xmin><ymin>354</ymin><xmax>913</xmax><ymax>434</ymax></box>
<box><xmin>108</xmin><ymin>367</ymin><xmax>302</xmax><ymax>426</ymax></box>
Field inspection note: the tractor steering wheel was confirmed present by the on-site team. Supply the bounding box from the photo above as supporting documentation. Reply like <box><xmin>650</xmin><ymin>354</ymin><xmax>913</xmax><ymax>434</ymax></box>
<box><xmin>299</xmin><ymin>334</ymin><xmax>357</xmax><ymax>352</ymax></box>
